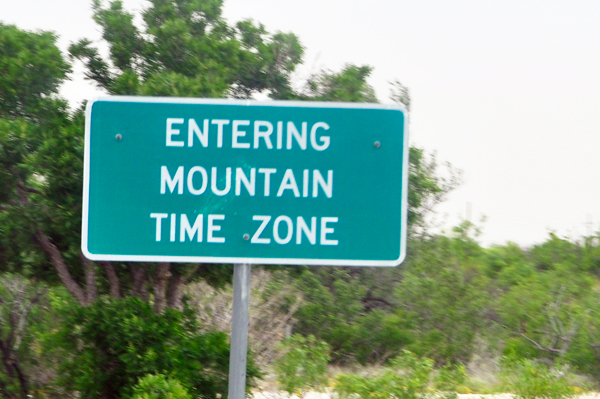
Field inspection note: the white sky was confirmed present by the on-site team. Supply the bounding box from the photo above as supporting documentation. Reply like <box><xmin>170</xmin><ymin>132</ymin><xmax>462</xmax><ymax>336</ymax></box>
<box><xmin>2</xmin><ymin>0</ymin><xmax>600</xmax><ymax>247</ymax></box>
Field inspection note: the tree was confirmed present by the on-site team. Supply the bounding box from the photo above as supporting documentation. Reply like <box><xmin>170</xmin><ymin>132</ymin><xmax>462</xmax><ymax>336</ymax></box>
<box><xmin>1</xmin><ymin>0</ymin><xmax>458</xmax><ymax>313</ymax></box>
<box><xmin>65</xmin><ymin>0</ymin><xmax>306</xmax><ymax>308</ymax></box>
<box><xmin>0</xmin><ymin>24</ymin><xmax>70</xmax><ymax>119</ymax></box>
<box><xmin>302</xmin><ymin>65</ymin><xmax>378</xmax><ymax>103</ymax></box>
<box><xmin>0</xmin><ymin>23</ymin><xmax>97</xmax><ymax>307</ymax></box>
<box><xmin>69</xmin><ymin>0</ymin><xmax>303</xmax><ymax>100</ymax></box>
<box><xmin>393</xmin><ymin>226</ymin><xmax>488</xmax><ymax>365</ymax></box>
<box><xmin>406</xmin><ymin>148</ymin><xmax>461</xmax><ymax>235</ymax></box>
<box><xmin>497</xmin><ymin>241</ymin><xmax>598</xmax><ymax>362</ymax></box>
<box><xmin>291</xmin><ymin>268</ymin><xmax>367</xmax><ymax>363</ymax></box>
<box><xmin>299</xmin><ymin>63</ymin><xmax>460</xmax><ymax>233</ymax></box>
<box><xmin>0</xmin><ymin>0</ymin><xmax>306</xmax><ymax>310</ymax></box>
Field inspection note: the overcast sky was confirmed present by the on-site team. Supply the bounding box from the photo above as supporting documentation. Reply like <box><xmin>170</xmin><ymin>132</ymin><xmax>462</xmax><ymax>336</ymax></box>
<box><xmin>2</xmin><ymin>0</ymin><xmax>599</xmax><ymax>247</ymax></box>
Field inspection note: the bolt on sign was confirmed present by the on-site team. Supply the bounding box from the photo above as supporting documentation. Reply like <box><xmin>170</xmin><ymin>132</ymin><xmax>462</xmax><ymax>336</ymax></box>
<box><xmin>82</xmin><ymin>97</ymin><xmax>408</xmax><ymax>266</ymax></box>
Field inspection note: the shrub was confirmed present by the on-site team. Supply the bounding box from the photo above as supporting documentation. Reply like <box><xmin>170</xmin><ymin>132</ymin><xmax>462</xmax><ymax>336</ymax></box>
<box><xmin>334</xmin><ymin>351</ymin><xmax>433</xmax><ymax>399</ymax></box>
<box><xmin>501</xmin><ymin>358</ymin><xmax>576</xmax><ymax>399</ymax></box>
<box><xmin>433</xmin><ymin>363</ymin><xmax>468</xmax><ymax>399</ymax></box>
<box><xmin>44</xmin><ymin>296</ymin><xmax>259</xmax><ymax>399</ymax></box>
<box><xmin>130</xmin><ymin>374</ymin><xmax>192</xmax><ymax>399</ymax></box>
<box><xmin>274</xmin><ymin>334</ymin><xmax>330</xmax><ymax>396</ymax></box>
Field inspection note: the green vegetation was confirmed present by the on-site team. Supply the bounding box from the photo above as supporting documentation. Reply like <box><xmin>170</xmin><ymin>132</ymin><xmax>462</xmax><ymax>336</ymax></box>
<box><xmin>274</xmin><ymin>334</ymin><xmax>330</xmax><ymax>396</ymax></box>
<box><xmin>130</xmin><ymin>374</ymin><xmax>192</xmax><ymax>399</ymax></box>
<box><xmin>42</xmin><ymin>296</ymin><xmax>252</xmax><ymax>399</ymax></box>
<box><xmin>1</xmin><ymin>0</ymin><xmax>600</xmax><ymax>398</ymax></box>
<box><xmin>500</xmin><ymin>358</ymin><xmax>577</xmax><ymax>399</ymax></box>
<box><xmin>334</xmin><ymin>351</ymin><xmax>467</xmax><ymax>399</ymax></box>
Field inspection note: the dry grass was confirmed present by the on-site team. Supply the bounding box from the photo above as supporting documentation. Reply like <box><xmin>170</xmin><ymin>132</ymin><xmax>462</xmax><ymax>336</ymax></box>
<box><xmin>185</xmin><ymin>269</ymin><xmax>303</xmax><ymax>368</ymax></box>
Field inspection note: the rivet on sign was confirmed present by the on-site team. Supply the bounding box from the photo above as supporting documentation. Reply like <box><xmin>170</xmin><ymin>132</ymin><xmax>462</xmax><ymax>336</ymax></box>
<box><xmin>374</xmin><ymin>141</ymin><xmax>381</xmax><ymax>148</ymax></box>
<box><xmin>243</xmin><ymin>234</ymin><xmax>250</xmax><ymax>240</ymax></box>
<box><xmin>116</xmin><ymin>134</ymin><xmax>122</xmax><ymax>140</ymax></box>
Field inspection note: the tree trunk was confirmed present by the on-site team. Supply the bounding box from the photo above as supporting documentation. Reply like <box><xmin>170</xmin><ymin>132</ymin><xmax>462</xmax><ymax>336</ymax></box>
<box><xmin>13</xmin><ymin>356</ymin><xmax>28</xmax><ymax>399</ymax></box>
<box><xmin>35</xmin><ymin>229</ymin><xmax>87</xmax><ymax>306</ymax></box>
<box><xmin>166</xmin><ymin>272</ymin><xmax>185</xmax><ymax>310</ymax></box>
<box><xmin>100</xmin><ymin>262</ymin><xmax>121</xmax><ymax>298</ymax></box>
<box><xmin>153</xmin><ymin>262</ymin><xmax>171</xmax><ymax>313</ymax></box>
<box><xmin>130</xmin><ymin>263</ymin><xmax>148</xmax><ymax>301</ymax></box>
<box><xmin>80</xmin><ymin>252</ymin><xmax>97</xmax><ymax>304</ymax></box>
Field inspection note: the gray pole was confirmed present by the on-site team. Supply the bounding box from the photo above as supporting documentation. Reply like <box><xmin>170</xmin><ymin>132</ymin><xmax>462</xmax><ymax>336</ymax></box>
<box><xmin>228</xmin><ymin>263</ymin><xmax>251</xmax><ymax>399</ymax></box>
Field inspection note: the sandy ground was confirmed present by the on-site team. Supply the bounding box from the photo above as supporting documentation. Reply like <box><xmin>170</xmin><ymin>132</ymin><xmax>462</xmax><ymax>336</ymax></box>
<box><xmin>252</xmin><ymin>392</ymin><xmax>600</xmax><ymax>399</ymax></box>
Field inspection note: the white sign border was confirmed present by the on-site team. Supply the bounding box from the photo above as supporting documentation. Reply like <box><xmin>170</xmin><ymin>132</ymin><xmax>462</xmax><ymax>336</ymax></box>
<box><xmin>82</xmin><ymin>96</ymin><xmax>409</xmax><ymax>267</ymax></box>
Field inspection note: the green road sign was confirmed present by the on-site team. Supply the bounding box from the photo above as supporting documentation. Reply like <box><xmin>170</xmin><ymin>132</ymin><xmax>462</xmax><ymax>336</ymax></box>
<box><xmin>82</xmin><ymin>97</ymin><xmax>408</xmax><ymax>266</ymax></box>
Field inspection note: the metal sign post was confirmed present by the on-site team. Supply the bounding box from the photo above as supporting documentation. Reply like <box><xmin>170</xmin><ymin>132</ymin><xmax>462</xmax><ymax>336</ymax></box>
<box><xmin>228</xmin><ymin>263</ymin><xmax>251</xmax><ymax>399</ymax></box>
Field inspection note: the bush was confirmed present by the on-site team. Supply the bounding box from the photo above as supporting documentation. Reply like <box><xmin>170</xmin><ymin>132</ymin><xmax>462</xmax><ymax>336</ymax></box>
<box><xmin>130</xmin><ymin>374</ymin><xmax>192</xmax><ymax>399</ymax></box>
<box><xmin>501</xmin><ymin>358</ymin><xmax>576</xmax><ymax>399</ymax></box>
<box><xmin>44</xmin><ymin>296</ymin><xmax>259</xmax><ymax>399</ymax></box>
<box><xmin>434</xmin><ymin>363</ymin><xmax>468</xmax><ymax>392</ymax></box>
<box><xmin>334</xmin><ymin>351</ymin><xmax>433</xmax><ymax>399</ymax></box>
<box><xmin>274</xmin><ymin>334</ymin><xmax>330</xmax><ymax>396</ymax></box>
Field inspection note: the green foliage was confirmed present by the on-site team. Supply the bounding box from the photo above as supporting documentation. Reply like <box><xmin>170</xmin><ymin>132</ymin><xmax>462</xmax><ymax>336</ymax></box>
<box><xmin>234</xmin><ymin>20</ymin><xmax>304</xmax><ymax>99</ymax></box>
<box><xmin>395</xmin><ymin>230</ymin><xmax>488</xmax><ymax>365</ymax></box>
<box><xmin>433</xmin><ymin>363</ymin><xmax>468</xmax><ymax>393</ymax></box>
<box><xmin>292</xmin><ymin>269</ymin><xmax>368</xmax><ymax>363</ymax></box>
<box><xmin>389</xmin><ymin>79</ymin><xmax>411</xmax><ymax>110</ymax></box>
<box><xmin>483</xmin><ymin>243</ymin><xmax>533</xmax><ymax>287</ymax></box>
<box><xmin>0</xmin><ymin>102</ymin><xmax>86</xmax><ymax>284</ymax></box>
<box><xmin>502</xmin><ymin>338</ymin><xmax>542</xmax><ymax>360</ymax></box>
<box><xmin>0</xmin><ymin>2</ymin><xmax>461</xmax><ymax>319</ymax></box>
<box><xmin>486</xmin><ymin>234</ymin><xmax>600</xmax><ymax>382</ymax></box>
<box><xmin>42</xmin><ymin>296</ymin><xmax>256</xmax><ymax>399</ymax></box>
<box><xmin>0</xmin><ymin>23</ymin><xmax>70</xmax><ymax>118</ymax></box>
<box><xmin>530</xmin><ymin>234</ymin><xmax>582</xmax><ymax>272</ymax></box>
<box><xmin>497</xmin><ymin>265</ymin><xmax>598</xmax><ymax>361</ymax></box>
<box><xmin>501</xmin><ymin>358</ymin><xmax>576</xmax><ymax>399</ymax></box>
<box><xmin>304</xmin><ymin>65</ymin><xmax>377</xmax><ymax>103</ymax></box>
<box><xmin>130</xmin><ymin>374</ymin><xmax>192</xmax><ymax>399</ymax></box>
<box><xmin>10</xmin><ymin>0</ymin><xmax>600</xmax><ymax>390</ymax></box>
<box><xmin>407</xmin><ymin>148</ymin><xmax>461</xmax><ymax>234</ymax></box>
<box><xmin>335</xmin><ymin>352</ymin><xmax>468</xmax><ymax>399</ymax></box>
<box><xmin>347</xmin><ymin>310</ymin><xmax>412</xmax><ymax>364</ymax></box>
<box><xmin>70</xmin><ymin>0</ymin><xmax>304</xmax><ymax>100</ymax></box>
<box><xmin>274</xmin><ymin>334</ymin><xmax>330</xmax><ymax>396</ymax></box>
<box><xmin>334</xmin><ymin>351</ymin><xmax>433</xmax><ymax>399</ymax></box>
<box><xmin>291</xmin><ymin>225</ymin><xmax>485</xmax><ymax>367</ymax></box>
<box><xmin>0</xmin><ymin>21</ymin><xmax>92</xmax><ymax>303</ymax></box>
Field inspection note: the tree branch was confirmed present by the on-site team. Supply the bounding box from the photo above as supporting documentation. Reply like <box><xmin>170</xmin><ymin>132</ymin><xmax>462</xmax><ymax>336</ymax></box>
<box><xmin>362</xmin><ymin>296</ymin><xmax>393</xmax><ymax>311</ymax></box>
<box><xmin>0</xmin><ymin>338</ymin><xmax>28</xmax><ymax>398</ymax></box>
<box><xmin>18</xmin><ymin>184</ymin><xmax>42</xmax><ymax>196</ymax></box>
<box><xmin>35</xmin><ymin>228</ymin><xmax>87</xmax><ymax>306</ymax></box>
<box><xmin>15</xmin><ymin>180</ymin><xmax>87</xmax><ymax>306</ymax></box>
<box><xmin>516</xmin><ymin>332</ymin><xmax>561</xmax><ymax>354</ymax></box>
